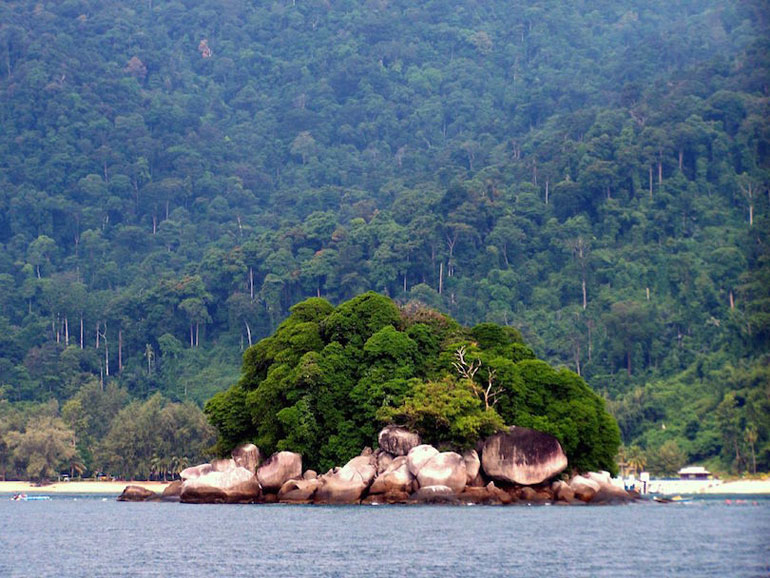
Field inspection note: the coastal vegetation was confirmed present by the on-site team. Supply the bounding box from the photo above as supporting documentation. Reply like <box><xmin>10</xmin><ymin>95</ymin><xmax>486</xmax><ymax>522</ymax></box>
<box><xmin>0</xmin><ymin>0</ymin><xmax>768</xmax><ymax>479</ymax></box>
<box><xmin>205</xmin><ymin>293</ymin><xmax>620</xmax><ymax>473</ymax></box>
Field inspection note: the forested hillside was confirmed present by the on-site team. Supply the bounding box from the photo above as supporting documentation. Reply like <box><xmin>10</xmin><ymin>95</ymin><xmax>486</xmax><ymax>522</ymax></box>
<box><xmin>0</xmin><ymin>0</ymin><xmax>768</xmax><ymax>478</ymax></box>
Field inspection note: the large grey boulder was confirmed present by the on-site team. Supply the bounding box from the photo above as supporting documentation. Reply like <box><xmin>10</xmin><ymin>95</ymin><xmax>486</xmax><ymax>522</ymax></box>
<box><xmin>117</xmin><ymin>485</ymin><xmax>159</xmax><ymax>502</ymax></box>
<box><xmin>463</xmin><ymin>449</ymin><xmax>481</xmax><ymax>484</ymax></box>
<box><xmin>569</xmin><ymin>475</ymin><xmax>601</xmax><ymax>502</ymax></box>
<box><xmin>212</xmin><ymin>458</ymin><xmax>236</xmax><ymax>472</ymax></box>
<box><xmin>416</xmin><ymin>452</ymin><xmax>467</xmax><ymax>493</ymax></box>
<box><xmin>180</xmin><ymin>463</ymin><xmax>213</xmax><ymax>481</ymax></box>
<box><xmin>570</xmin><ymin>472</ymin><xmax>635</xmax><ymax>504</ymax></box>
<box><xmin>378</xmin><ymin>426</ymin><xmax>422</xmax><ymax>456</ymax></box>
<box><xmin>369</xmin><ymin>456</ymin><xmax>414</xmax><ymax>494</ymax></box>
<box><xmin>278</xmin><ymin>478</ymin><xmax>320</xmax><ymax>503</ymax></box>
<box><xmin>160</xmin><ymin>481</ymin><xmax>183</xmax><ymax>502</ymax></box>
<box><xmin>374</xmin><ymin>449</ymin><xmax>395</xmax><ymax>475</ymax></box>
<box><xmin>314</xmin><ymin>454</ymin><xmax>377</xmax><ymax>504</ymax></box>
<box><xmin>180</xmin><ymin>466</ymin><xmax>261</xmax><ymax>504</ymax></box>
<box><xmin>257</xmin><ymin>451</ymin><xmax>302</xmax><ymax>493</ymax></box>
<box><xmin>232</xmin><ymin>444</ymin><xmax>261</xmax><ymax>474</ymax></box>
<box><xmin>406</xmin><ymin>444</ymin><xmax>439</xmax><ymax>477</ymax></box>
<box><xmin>410</xmin><ymin>485</ymin><xmax>459</xmax><ymax>505</ymax></box>
<box><xmin>481</xmin><ymin>427</ymin><xmax>568</xmax><ymax>485</ymax></box>
<box><xmin>552</xmin><ymin>480</ymin><xmax>576</xmax><ymax>503</ymax></box>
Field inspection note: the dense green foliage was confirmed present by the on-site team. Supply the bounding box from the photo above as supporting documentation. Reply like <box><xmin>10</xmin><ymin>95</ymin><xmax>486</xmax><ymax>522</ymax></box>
<box><xmin>205</xmin><ymin>293</ymin><xmax>620</xmax><ymax>473</ymax></box>
<box><xmin>0</xmin><ymin>386</ymin><xmax>214</xmax><ymax>480</ymax></box>
<box><xmin>0</xmin><ymin>0</ymin><xmax>768</xmax><ymax>475</ymax></box>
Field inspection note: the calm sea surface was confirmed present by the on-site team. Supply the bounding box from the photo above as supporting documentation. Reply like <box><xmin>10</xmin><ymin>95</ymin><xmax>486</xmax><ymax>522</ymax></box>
<box><xmin>0</xmin><ymin>495</ymin><xmax>768</xmax><ymax>577</ymax></box>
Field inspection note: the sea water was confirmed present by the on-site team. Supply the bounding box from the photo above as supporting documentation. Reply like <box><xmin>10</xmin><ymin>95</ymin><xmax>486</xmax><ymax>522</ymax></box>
<box><xmin>1</xmin><ymin>496</ymin><xmax>768</xmax><ymax>577</ymax></box>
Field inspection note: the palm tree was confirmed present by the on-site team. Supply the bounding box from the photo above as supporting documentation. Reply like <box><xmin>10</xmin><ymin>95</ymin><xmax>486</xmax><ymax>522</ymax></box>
<box><xmin>68</xmin><ymin>456</ymin><xmax>86</xmax><ymax>479</ymax></box>
<box><xmin>150</xmin><ymin>454</ymin><xmax>164</xmax><ymax>481</ymax></box>
<box><xmin>616</xmin><ymin>445</ymin><xmax>629</xmax><ymax>477</ymax></box>
<box><xmin>169</xmin><ymin>456</ymin><xmax>190</xmax><ymax>479</ymax></box>
<box><xmin>626</xmin><ymin>445</ymin><xmax>647</xmax><ymax>475</ymax></box>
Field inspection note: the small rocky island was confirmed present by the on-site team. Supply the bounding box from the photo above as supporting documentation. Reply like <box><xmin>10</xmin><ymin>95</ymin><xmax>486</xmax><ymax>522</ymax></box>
<box><xmin>119</xmin><ymin>425</ymin><xmax>636</xmax><ymax>506</ymax></box>
<box><xmin>121</xmin><ymin>294</ymin><xmax>632</xmax><ymax>506</ymax></box>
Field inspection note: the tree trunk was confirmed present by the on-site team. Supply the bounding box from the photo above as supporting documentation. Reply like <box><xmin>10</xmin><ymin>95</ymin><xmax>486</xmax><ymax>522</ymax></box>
<box><xmin>249</xmin><ymin>267</ymin><xmax>254</xmax><ymax>300</ymax></box>
<box><xmin>582</xmin><ymin>278</ymin><xmax>587</xmax><ymax>310</ymax></box>
<box><xmin>195</xmin><ymin>322</ymin><xmax>199</xmax><ymax>347</ymax></box>
<box><xmin>438</xmin><ymin>262</ymin><xmax>444</xmax><ymax>295</ymax></box>
<box><xmin>189</xmin><ymin>324</ymin><xmax>194</xmax><ymax>348</ymax></box>
<box><xmin>544</xmin><ymin>178</ymin><xmax>549</xmax><ymax>205</ymax></box>
<box><xmin>575</xmin><ymin>341</ymin><xmax>581</xmax><ymax>376</ymax></box>
<box><xmin>64</xmin><ymin>316</ymin><xmax>69</xmax><ymax>347</ymax></box>
<box><xmin>244</xmin><ymin>320</ymin><xmax>252</xmax><ymax>347</ymax></box>
<box><xmin>80</xmin><ymin>316</ymin><xmax>84</xmax><ymax>349</ymax></box>
<box><xmin>118</xmin><ymin>330</ymin><xmax>123</xmax><ymax>372</ymax></box>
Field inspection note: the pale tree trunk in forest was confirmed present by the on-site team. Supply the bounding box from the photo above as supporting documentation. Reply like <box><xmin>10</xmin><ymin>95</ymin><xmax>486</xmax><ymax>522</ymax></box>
<box><xmin>103</xmin><ymin>331</ymin><xmax>109</xmax><ymax>377</ymax></box>
<box><xmin>249</xmin><ymin>267</ymin><xmax>254</xmax><ymax>300</ymax></box>
<box><xmin>729</xmin><ymin>290</ymin><xmax>734</xmax><ymax>310</ymax></box>
<box><xmin>80</xmin><ymin>316</ymin><xmax>84</xmax><ymax>349</ymax></box>
<box><xmin>574</xmin><ymin>341</ymin><xmax>581</xmax><ymax>376</ymax></box>
<box><xmin>189</xmin><ymin>325</ymin><xmax>194</xmax><ymax>348</ymax></box>
<box><xmin>544</xmin><ymin>178</ymin><xmax>549</xmax><ymax>205</ymax></box>
<box><xmin>739</xmin><ymin>179</ymin><xmax>755</xmax><ymax>226</ymax></box>
<box><xmin>439</xmin><ymin>262</ymin><xmax>444</xmax><ymax>295</ymax></box>
<box><xmin>195</xmin><ymin>322</ymin><xmax>199</xmax><ymax>347</ymax></box>
<box><xmin>244</xmin><ymin>320</ymin><xmax>252</xmax><ymax>347</ymax></box>
<box><xmin>118</xmin><ymin>330</ymin><xmax>122</xmax><ymax>373</ymax></box>
<box><xmin>64</xmin><ymin>316</ymin><xmax>69</xmax><ymax>346</ymax></box>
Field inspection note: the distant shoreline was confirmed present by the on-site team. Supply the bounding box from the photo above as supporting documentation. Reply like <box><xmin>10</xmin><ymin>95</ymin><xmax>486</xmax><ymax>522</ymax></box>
<box><xmin>2</xmin><ymin>479</ymin><xmax>768</xmax><ymax>497</ymax></box>
<box><xmin>0</xmin><ymin>480</ymin><xmax>170</xmax><ymax>495</ymax></box>
<box><xmin>647</xmin><ymin>479</ymin><xmax>770</xmax><ymax>495</ymax></box>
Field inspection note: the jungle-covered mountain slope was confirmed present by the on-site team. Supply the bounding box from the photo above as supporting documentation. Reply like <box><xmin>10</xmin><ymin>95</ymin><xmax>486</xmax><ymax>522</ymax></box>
<box><xmin>0</xmin><ymin>0</ymin><xmax>768</xmax><ymax>476</ymax></box>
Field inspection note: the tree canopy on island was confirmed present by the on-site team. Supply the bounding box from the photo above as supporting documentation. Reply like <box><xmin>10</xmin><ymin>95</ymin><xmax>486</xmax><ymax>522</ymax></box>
<box><xmin>205</xmin><ymin>293</ymin><xmax>621</xmax><ymax>473</ymax></box>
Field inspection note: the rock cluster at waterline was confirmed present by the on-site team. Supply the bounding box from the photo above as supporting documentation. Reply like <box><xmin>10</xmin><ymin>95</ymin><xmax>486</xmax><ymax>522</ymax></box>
<box><xmin>118</xmin><ymin>426</ymin><xmax>638</xmax><ymax>506</ymax></box>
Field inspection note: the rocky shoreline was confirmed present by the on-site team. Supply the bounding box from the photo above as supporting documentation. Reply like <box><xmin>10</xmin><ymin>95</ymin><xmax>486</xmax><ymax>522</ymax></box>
<box><xmin>118</xmin><ymin>426</ymin><xmax>639</xmax><ymax>506</ymax></box>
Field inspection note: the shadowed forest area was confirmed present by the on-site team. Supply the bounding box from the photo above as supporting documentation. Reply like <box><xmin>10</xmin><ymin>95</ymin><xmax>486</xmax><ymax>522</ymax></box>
<box><xmin>0</xmin><ymin>0</ymin><xmax>768</xmax><ymax>480</ymax></box>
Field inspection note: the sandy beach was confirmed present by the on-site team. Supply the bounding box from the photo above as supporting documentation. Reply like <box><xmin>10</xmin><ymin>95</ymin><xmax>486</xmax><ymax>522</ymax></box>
<box><xmin>701</xmin><ymin>479</ymin><xmax>770</xmax><ymax>495</ymax></box>
<box><xmin>645</xmin><ymin>478</ymin><xmax>770</xmax><ymax>495</ymax></box>
<box><xmin>0</xmin><ymin>480</ymin><xmax>170</xmax><ymax>495</ymax></box>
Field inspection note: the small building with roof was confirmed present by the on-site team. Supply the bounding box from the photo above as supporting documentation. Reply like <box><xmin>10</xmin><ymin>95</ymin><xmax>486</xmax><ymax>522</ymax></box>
<box><xmin>677</xmin><ymin>466</ymin><xmax>711</xmax><ymax>480</ymax></box>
